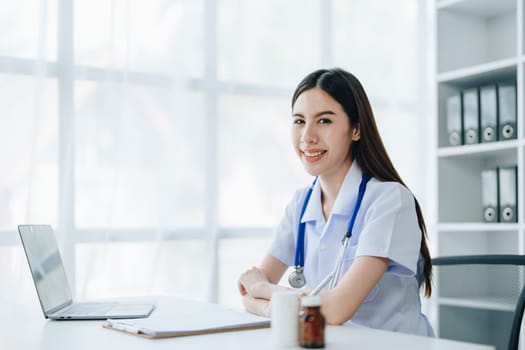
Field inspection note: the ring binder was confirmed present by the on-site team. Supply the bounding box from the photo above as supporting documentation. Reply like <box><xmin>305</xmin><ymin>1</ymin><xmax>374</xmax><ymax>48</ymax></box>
<box><xmin>479</xmin><ymin>85</ymin><xmax>497</xmax><ymax>143</ymax></box>
<box><xmin>462</xmin><ymin>88</ymin><xmax>480</xmax><ymax>144</ymax></box>
<box><xmin>481</xmin><ymin>169</ymin><xmax>498</xmax><ymax>222</ymax></box>
<box><xmin>446</xmin><ymin>94</ymin><xmax>462</xmax><ymax>146</ymax></box>
<box><xmin>498</xmin><ymin>82</ymin><xmax>517</xmax><ymax>141</ymax></box>
<box><xmin>498</xmin><ymin>166</ymin><xmax>518</xmax><ymax>223</ymax></box>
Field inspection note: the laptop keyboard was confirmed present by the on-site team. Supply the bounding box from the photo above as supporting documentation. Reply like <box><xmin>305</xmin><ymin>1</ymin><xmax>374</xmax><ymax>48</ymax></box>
<box><xmin>58</xmin><ymin>302</ymin><xmax>115</xmax><ymax>316</ymax></box>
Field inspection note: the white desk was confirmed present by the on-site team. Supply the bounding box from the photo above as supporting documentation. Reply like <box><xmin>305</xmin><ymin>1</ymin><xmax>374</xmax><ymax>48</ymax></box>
<box><xmin>2</xmin><ymin>297</ymin><xmax>494</xmax><ymax>350</ymax></box>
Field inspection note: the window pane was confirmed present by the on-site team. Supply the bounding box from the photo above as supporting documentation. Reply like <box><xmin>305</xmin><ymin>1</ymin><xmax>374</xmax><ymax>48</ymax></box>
<box><xmin>217</xmin><ymin>0</ymin><xmax>322</xmax><ymax>86</ymax></box>
<box><xmin>218</xmin><ymin>94</ymin><xmax>311</xmax><ymax>227</ymax></box>
<box><xmin>218</xmin><ymin>238</ymin><xmax>271</xmax><ymax>308</ymax></box>
<box><xmin>0</xmin><ymin>0</ymin><xmax>57</xmax><ymax>60</ymax></box>
<box><xmin>0</xmin><ymin>245</ymin><xmax>36</xmax><ymax>303</ymax></box>
<box><xmin>75</xmin><ymin>81</ymin><xmax>206</xmax><ymax>228</ymax></box>
<box><xmin>75</xmin><ymin>0</ymin><xmax>204</xmax><ymax>77</ymax></box>
<box><xmin>0</xmin><ymin>74</ymin><xmax>58</xmax><ymax>228</ymax></box>
<box><xmin>332</xmin><ymin>0</ymin><xmax>418</xmax><ymax>102</ymax></box>
<box><xmin>76</xmin><ymin>240</ymin><xmax>208</xmax><ymax>300</ymax></box>
<box><xmin>332</xmin><ymin>0</ymin><xmax>423</xmax><ymax>194</ymax></box>
<box><xmin>218</xmin><ymin>237</ymin><xmax>295</xmax><ymax>308</ymax></box>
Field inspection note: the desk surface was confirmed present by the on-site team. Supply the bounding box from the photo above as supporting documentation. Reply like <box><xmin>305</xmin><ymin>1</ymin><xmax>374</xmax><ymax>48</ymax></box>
<box><xmin>2</xmin><ymin>297</ymin><xmax>494</xmax><ymax>350</ymax></box>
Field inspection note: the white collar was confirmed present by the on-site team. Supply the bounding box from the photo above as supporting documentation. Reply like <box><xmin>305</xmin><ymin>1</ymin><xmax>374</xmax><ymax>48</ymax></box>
<box><xmin>300</xmin><ymin>162</ymin><xmax>363</xmax><ymax>223</ymax></box>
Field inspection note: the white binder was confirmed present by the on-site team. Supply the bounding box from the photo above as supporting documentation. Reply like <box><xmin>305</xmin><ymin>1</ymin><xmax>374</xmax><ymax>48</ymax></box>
<box><xmin>498</xmin><ymin>82</ymin><xmax>517</xmax><ymax>140</ymax></box>
<box><xmin>479</xmin><ymin>85</ymin><xmax>497</xmax><ymax>143</ymax></box>
<box><xmin>462</xmin><ymin>88</ymin><xmax>480</xmax><ymax>144</ymax></box>
<box><xmin>481</xmin><ymin>168</ymin><xmax>498</xmax><ymax>222</ymax></box>
<box><xmin>498</xmin><ymin>166</ymin><xmax>517</xmax><ymax>222</ymax></box>
<box><xmin>446</xmin><ymin>94</ymin><xmax>462</xmax><ymax>146</ymax></box>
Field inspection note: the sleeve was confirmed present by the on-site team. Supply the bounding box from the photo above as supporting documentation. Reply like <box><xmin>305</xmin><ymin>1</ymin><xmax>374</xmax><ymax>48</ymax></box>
<box><xmin>355</xmin><ymin>183</ymin><xmax>421</xmax><ymax>275</ymax></box>
<box><xmin>267</xmin><ymin>189</ymin><xmax>305</xmax><ymax>267</ymax></box>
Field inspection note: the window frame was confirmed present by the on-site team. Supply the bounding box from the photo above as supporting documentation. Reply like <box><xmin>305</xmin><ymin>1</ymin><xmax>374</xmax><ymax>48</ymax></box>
<box><xmin>0</xmin><ymin>0</ymin><xmax>426</xmax><ymax>305</ymax></box>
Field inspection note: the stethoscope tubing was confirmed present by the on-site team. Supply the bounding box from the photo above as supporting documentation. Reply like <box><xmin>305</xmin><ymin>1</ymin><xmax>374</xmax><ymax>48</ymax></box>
<box><xmin>294</xmin><ymin>177</ymin><xmax>318</xmax><ymax>269</ymax></box>
<box><xmin>292</xmin><ymin>173</ymin><xmax>371</xmax><ymax>289</ymax></box>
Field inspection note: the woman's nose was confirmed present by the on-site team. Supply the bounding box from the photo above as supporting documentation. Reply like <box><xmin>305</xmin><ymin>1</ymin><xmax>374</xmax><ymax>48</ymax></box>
<box><xmin>301</xmin><ymin>123</ymin><xmax>318</xmax><ymax>144</ymax></box>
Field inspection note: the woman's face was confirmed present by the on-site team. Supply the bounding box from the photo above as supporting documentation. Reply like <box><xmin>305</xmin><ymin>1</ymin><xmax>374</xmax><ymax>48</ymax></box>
<box><xmin>292</xmin><ymin>87</ymin><xmax>360</xmax><ymax>179</ymax></box>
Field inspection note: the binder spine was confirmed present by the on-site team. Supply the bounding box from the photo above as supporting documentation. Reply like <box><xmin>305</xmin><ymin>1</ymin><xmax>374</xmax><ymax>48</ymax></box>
<box><xmin>498</xmin><ymin>82</ymin><xmax>517</xmax><ymax>141</ymax></box>
<box><xmin>498</xmin><ymin>166</ymin><xmax>518</xmax><ymax>223</ymax></box>
<box><xmin>481</xmin><ymin>168</ymin><xmax>499</xmax><ymax>222</ymax></box>
<box><xmin>446</xmin><ymin>94</ymin><xmax>463</xmax><ymax>146</ymax></box>
<box><xmin>480</xmin><ymin>85</ymin><xmax>498</xmax><ymax>143</ymax></box>
<box><xmin>462</xmin><ymin>88</ymin><xmax>480</xmax><ymax>145</ymax></box>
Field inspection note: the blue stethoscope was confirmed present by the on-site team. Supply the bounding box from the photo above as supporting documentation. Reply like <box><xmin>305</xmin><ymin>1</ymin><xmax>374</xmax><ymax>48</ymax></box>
<box><xmin>288</xmin><ymin>173</ymin><xmax>372</xmax><ymax>289</ymax></box>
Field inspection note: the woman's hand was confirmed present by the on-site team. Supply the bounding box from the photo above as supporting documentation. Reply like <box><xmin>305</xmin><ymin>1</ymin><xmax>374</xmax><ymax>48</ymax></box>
<box><xmin>242</xmin><ymin>295</ymin><xmax>272</xmax><ymax>317</ymax></box>
<box><xmin>238</xmin><ymin>266</ymin><xmax>271</xmax><ymax>299</ymax></box>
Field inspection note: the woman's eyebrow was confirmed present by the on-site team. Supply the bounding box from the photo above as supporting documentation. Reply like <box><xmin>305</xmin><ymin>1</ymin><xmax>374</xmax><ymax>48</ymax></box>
<box><xmin>292</xmin><ymin>110</ymin><xmax>336</xmax><ymax>118</ymax></box>
<box><xmin>314</xmin><ymin>110</ymin><xmax>336</xmax><ymax>117</ymax></box>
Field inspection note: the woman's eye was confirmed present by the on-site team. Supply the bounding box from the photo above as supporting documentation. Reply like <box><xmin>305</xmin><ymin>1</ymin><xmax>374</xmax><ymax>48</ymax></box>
<box><xmin>293</xmin><ymin>119</ymin><xmax>305</xmax><ymax>125</ymax></box>
<box><xmin>318</xmin><ymin>118</ymin><xmax>332</xmax><ymax>124</ymax></box>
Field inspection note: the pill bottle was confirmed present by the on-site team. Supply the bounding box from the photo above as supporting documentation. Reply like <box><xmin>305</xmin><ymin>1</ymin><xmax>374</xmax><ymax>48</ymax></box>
<box><xmin>299</xmin><ymin>295</ymin><xmax>325</xmax><ymax>348</ymax></box>
<box><xmin>272</xmin><ymin>291</ymin><xmax>299</xmax><ymax>347</ymax></box>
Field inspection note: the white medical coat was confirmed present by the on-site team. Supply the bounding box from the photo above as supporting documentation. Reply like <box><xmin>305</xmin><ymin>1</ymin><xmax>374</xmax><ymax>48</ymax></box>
<box><xmin>268</xmin><ymin>162</ymin><xmax>434</xmax><ymax>336</ymax></box>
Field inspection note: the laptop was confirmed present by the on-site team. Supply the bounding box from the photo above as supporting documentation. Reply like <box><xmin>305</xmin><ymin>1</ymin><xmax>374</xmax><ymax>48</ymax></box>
<box><xmin>18</xmin><ymin>224</ymin><xmax>155</xmax><ymax>320</ymax></box>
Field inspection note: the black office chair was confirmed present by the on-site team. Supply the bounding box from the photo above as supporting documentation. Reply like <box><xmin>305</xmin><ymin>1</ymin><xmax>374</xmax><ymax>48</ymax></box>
<box><xmin>432</xmin><ymin>255</ymin><xmax>525</xmax><ymax>350</ymax></box>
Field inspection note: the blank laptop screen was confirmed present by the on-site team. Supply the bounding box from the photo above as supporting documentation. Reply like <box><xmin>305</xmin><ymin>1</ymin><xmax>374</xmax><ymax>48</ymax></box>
<box><xmin>19</xmin><ymin>225</ymin><xmax>72</xmax><ymax>314</ymax></box>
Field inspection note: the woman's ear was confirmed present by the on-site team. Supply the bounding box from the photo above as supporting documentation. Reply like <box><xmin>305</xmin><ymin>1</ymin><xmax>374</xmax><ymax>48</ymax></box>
<box><xmin>351</xmin><ymin>125</ymin><xmax>361</xmax><ymax>141</ymax></box>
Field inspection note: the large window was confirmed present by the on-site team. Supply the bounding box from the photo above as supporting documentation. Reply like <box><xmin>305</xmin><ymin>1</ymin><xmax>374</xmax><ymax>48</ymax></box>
<box><xmin>0</xmin><ymin>0</ymin><xmax>426</xmax><ymax>308</ymax></box>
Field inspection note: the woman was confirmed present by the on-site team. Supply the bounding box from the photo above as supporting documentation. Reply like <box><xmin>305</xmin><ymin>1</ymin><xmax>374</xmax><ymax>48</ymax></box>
<box><xmin>238</xmin><ymin>68</ymin><xmax>434</xmax><ymax>336</ymax></box>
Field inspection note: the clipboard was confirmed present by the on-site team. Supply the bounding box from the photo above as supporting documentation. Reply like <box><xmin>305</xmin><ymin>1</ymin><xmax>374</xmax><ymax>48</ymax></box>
<box><xmin>103</xmin><ymin>309</ymin><xmax>270</xmax><ymax>339</ymax></box>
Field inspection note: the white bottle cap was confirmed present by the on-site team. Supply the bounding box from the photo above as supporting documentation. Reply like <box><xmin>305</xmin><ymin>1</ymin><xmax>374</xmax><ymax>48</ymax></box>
<box><xmin>301</xmin><ymin>295</ymin><xmax>322</xmax><ymax>307</ymax></box>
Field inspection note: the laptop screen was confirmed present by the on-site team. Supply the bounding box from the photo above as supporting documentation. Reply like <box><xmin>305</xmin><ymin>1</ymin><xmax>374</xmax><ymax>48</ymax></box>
<box><xmin>18</xmin><ymin>225</ymin><xmax>72</xmax><ymax>314</ymax></box>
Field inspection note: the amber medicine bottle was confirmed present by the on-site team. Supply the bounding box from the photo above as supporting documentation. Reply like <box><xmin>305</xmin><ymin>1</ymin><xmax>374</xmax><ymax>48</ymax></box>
<box><xmin>299</xmin><ymin>295</ymin><xmax>325</xmax><ymax>348</ymax></box>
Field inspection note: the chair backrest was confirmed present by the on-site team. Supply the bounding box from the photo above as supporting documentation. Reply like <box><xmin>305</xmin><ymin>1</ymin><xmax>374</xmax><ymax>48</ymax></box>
<box><xmin>432</xmin><ymin>255</ymin><xmax>525</xmax><ymax>350</ymax></box>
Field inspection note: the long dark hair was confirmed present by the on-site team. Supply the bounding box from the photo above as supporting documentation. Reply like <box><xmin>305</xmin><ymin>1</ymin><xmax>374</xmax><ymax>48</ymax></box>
<box><xmin>291</xmin><ymin>68</ymin><xmax>432</xmax><ymax>297</ymax></box>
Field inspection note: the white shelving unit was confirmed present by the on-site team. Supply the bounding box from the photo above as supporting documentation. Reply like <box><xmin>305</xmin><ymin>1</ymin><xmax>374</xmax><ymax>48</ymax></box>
<box><xmin>433</xmin><ymin>1</ymin><xmax>524</xmax><ymax>350</ymax></box>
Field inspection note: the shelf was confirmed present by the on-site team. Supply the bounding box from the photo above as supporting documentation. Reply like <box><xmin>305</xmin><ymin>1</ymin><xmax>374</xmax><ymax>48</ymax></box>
<box><xmin>438</xmin><ymin>296</ymin><xmax>515</xmax><ymax>312</ymax></box>
<box><xmin>437</xmin><ymin>2</ymin><xmax>516</xmax><ymax>73</ymax></box>
<box><xmin>437</xmin><ymin>0</ymin><xmax>516</xmax><ymax>18</ymax></box>
<box><xmin>437</xmin><ymin>58</ymin><xmax>517</xmax><ymax>85</ymax></box>
<box><xmin>437</xmin><ymin>230</ymin><xmax>520</xmax><ymax>256</ymax></box>
<box><xmin>438</xmin><ymin>153</ymin><xmax>518</xmax><ymax>222</ymax></box>
<box><xmin>438</xmin><ymin>223</ymin><xmax>519</xmax><ymax>232</ymax></box>
<box><xmin>434</xmin><ymin>1</ymin><xmax>523</xmax><ymax>348</ymax></box>
<box><xmin>437</xmin><ymin>140</ymin><xmax>519</xmax><ymax>158</ymax></box>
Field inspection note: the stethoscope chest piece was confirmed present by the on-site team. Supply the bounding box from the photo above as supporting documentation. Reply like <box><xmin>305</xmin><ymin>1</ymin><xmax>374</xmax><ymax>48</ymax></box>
<box><xmin>288</xmin><ymin>266</ymin><xmax>306</xmax><ymax>288</ymax></box>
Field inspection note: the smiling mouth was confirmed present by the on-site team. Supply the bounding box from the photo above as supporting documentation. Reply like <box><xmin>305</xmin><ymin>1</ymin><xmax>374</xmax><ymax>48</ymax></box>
<box><xmin>303</xmin><ymin>150</ymin><xmax>324</xmax><ymax>157</ymax></box>
<box><xmin>302</xmin><ymin>150</ymin><xmax>326</xmax><ymax>162</ymax></box>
